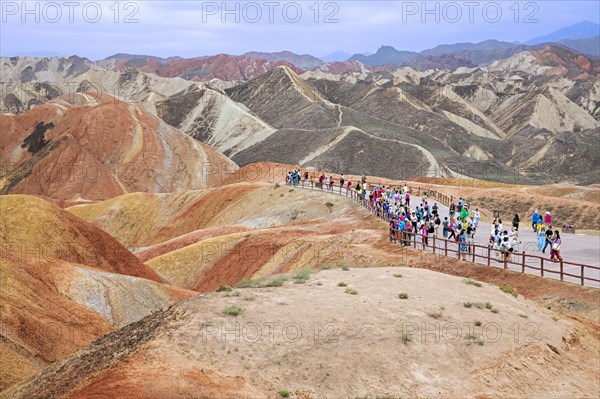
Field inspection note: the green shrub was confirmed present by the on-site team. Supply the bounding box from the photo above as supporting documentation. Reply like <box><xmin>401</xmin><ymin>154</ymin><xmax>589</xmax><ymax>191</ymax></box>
<box><xmin>398</xmin><ymin>293</ymin><xmax>409</xmax><ymax>299</ymax></box>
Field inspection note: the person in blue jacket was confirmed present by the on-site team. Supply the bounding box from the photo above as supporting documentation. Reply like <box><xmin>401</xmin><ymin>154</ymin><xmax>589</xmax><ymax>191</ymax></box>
<box><xmin>531</xmin><ymin>210</ymin><xmax>540</xmax><ymax>232</ymax></box>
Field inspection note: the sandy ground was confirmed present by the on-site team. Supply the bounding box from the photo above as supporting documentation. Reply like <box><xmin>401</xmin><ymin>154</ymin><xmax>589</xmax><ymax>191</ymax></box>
<box><xmin>4</xmin><ymin>267</ymin><xmax>599</xmax><ymax>399</ymax></box>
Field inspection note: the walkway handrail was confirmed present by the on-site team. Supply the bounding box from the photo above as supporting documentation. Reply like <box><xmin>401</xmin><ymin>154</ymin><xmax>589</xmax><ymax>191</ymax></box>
<box><xmin>287</xmin><ymin>177</ymin><xmax>599</xmax><ymax>287</ymax></box>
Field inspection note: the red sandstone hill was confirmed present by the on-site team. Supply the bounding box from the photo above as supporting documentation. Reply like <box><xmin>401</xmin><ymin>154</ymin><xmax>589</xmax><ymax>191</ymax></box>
<box><xmin>0</xmin><ymin>93</ymin><xmax>236</xmax><ymax>200</ymax></box>
<box><xmin>0</xmin><ymin>195</ymin><xmax>197</xmax><ymax>389</ymax></box>
<box><xmin>0</xmin><ymin>195</ymin><xmax>164</xmax><ymax>282</ymax></box>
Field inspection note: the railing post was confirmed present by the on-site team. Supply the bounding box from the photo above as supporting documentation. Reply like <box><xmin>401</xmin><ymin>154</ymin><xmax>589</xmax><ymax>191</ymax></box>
<box><xmin>541</xmin><ymin>258</ymin><xmax>544</xmax><ymax>278</ymax></box>
<box><xmin>503</xmin><ymin>253</ymin><xmax>507</xmax><ymax>269</ymax></box>
<box><xmin>521</xmin><ymin>251</ymin><xmax>525</xmax><ymax>273</ymax></box>
<box><xmin>581</xmin><ymin>265</ymin><xmax>584</xmax><ymax>286</ymax></box>
<box><xmin>560</xmin><ymin>260</ymin><xmax>564</xmax><ymax>282</ymax></box>
<box><xmin>432</xmin><ymin>236</ymin><xmax>436</xmax><ymax>255</ymax></box>
<box><xmin>472</xmin><ymin>245</ymin><xmax>475</xmax><ymax>262</ymax></box>
<box><xmin>487</xmin><ymin>246</ymin><xmax>491</xmax><ymax>266</ymax></box>
<box><xmin>444</xmin><ymin>239</ymin><xmax>448</xmax><ymax>256</ymax></box>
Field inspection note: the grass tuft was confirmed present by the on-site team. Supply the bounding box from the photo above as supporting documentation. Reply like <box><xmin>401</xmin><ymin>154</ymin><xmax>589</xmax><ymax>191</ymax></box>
<box><xmin>463</xmin><ymin>278</ymin><xmax>482</xmax><ymax>287</ymax></box>
<box><xmin>223</xmin><ymin>305</ymin><xmax>244</xmax><ymax>316</ymax></box>
<box><xmin>292</xmin><ymin>268</ymin><xmax>311</xmax><ymax>284</ymax></box>
<box><xmin>278</xmin><ymin>389</ymin><xmax>290</xmax><ymax>398</ymax></box>
<box><xmin>500</xmin><ymin>285</ymin><xmax>518</xmax><ymax>297</ymax></box>
<box><xmin>398</xmin><ymin>293</ymin><xmax>409</xmax><ymax>299</ymax></box>
<box><xmin>236</xmin><ymin>279</ymin><xmax>262</xmax><ymax>288</ymax></box>
<box><xmin>393</xmin><ymin>273</ymin><xmax>403</xmax><ymax>278</ymax></box>
<box><xmin>345</xmin><ymin>288</ymin><xmax>358</xmax><ymax>295</ymax></box>
<box><xmin>464</xmin><ymin>332</ymin><xmax>484</xmax><ymax>346</ymax></box>
<box><xmin>428</xmin><ymin>312</ymin><xmax>442</xmax><ymax>319</ymax></box>
<box><xmin>338</xmin><ymin>282</ymin><xmax>348</xmax><ymax>287</ymax></box>
<box><xmin>266</xmin><ymin>275</ymin><xmax>288</xmax><ymax>287</ymax></box>
<box><xmin>401</xmin><ymin>332</ymin><xmax>413</xmax><ymax>344</ymax></box>
<box><xmin>216</xmin><ymin>283</ymin><xmax>232</xmax><ymax>292</ymax></box>
<box><xmin>464</xmin><ymin>302</ymin><xmax>495</xmax><ymax>312</ymax></box>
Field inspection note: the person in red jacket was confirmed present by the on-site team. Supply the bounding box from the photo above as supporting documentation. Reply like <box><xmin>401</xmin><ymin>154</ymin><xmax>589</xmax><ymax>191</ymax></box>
<box><xmin>544</xmin><ymin>211</ymin><xmax>552</xmax><ymax>228</ymax></box>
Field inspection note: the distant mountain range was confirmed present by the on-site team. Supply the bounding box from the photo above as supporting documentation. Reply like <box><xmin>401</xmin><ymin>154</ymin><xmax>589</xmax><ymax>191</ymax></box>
<box><xmin>525</xmin><ymin>20</ymin><xmax>599</xmax><ymax>45</ymax></box>
<box><xmin>91</xmin><ymin>21</ymin><xmax>599</xmax><ymax>71</ymax></box>
<box><xmin>347</xmin><ymin>21</ymin><xmax>599</xmax><ymax>66</ymax></box>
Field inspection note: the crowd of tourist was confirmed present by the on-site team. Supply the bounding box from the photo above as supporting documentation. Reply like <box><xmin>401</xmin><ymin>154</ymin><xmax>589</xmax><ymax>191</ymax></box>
<box><xmin>286</xmin><ymin>170</ymin><xmax>564</xmax><ymax>262</ymax></box>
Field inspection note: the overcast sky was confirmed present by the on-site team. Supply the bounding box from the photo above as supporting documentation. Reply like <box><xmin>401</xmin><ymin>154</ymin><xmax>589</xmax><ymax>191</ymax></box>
<box><xmin>1</xmin><ymin>1</ymin><xmax>599</xmax><ymax>59</ymax></box>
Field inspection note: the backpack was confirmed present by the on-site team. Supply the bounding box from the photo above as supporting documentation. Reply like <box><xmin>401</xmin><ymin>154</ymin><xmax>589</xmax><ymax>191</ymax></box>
<box><xmin>428</xmin><ymin>226</ymin><xmax>435</xmax><ymax>234</ymax></box>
